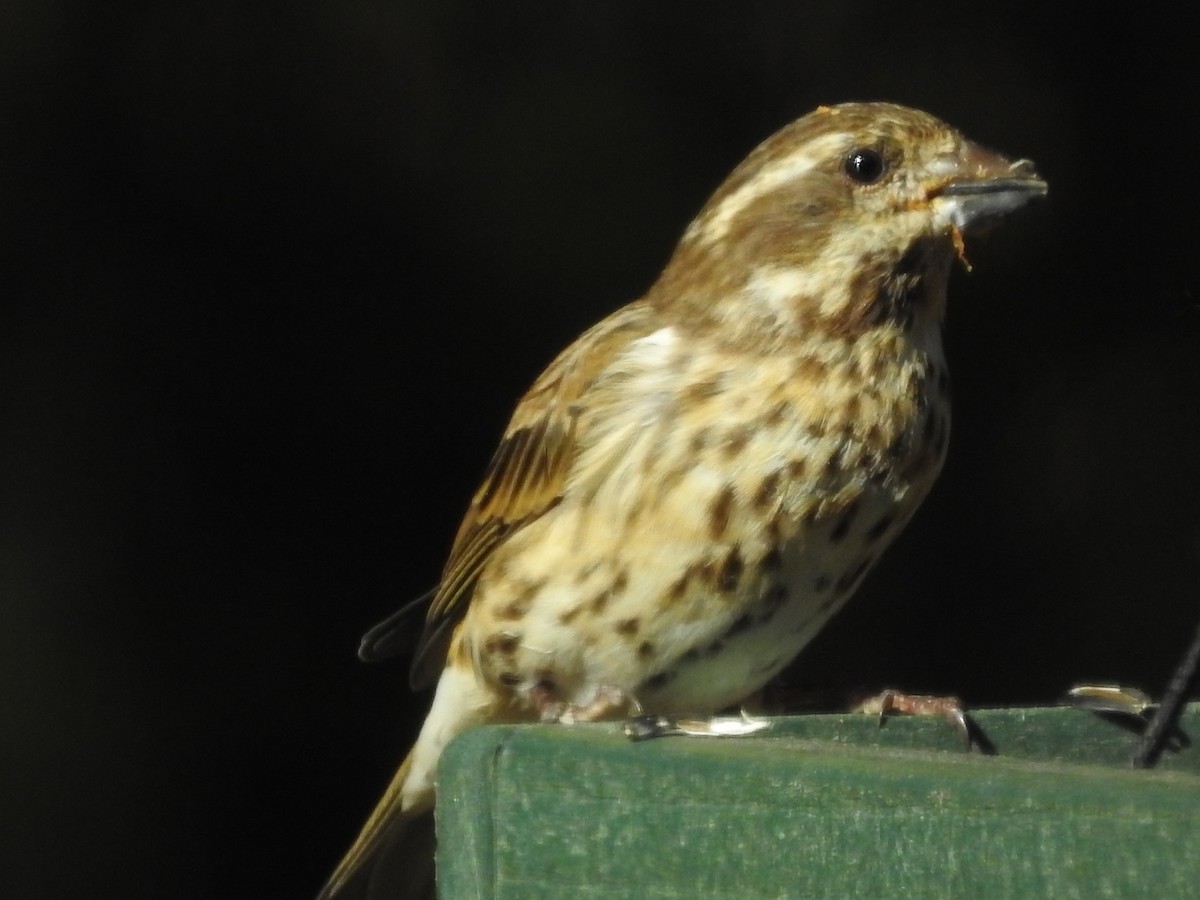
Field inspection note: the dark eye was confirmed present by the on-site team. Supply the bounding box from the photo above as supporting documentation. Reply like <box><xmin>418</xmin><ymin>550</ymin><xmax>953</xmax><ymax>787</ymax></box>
<box><xmin>844</xmin><ymin>148</ymin><xmax>886</xmax><ymax>184</ymax></box>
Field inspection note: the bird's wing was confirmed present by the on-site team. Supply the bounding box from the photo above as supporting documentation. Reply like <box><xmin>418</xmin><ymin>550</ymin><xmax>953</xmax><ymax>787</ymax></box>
<box><xmin>357</xmin><ymin>587</ymin><xmax>436</xmax><ymax>663</ymax></box>
<box><xmin>407</xmin><ymin>302</ymin><xmax>659</xmax><ymax>689</ymax></box>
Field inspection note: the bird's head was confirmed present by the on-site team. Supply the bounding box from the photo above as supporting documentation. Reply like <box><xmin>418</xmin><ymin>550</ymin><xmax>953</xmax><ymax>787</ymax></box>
<box><xmin>653</xmin><ymin>102</ymin><xmax>1046</xmax><ymax>343</ymax></box>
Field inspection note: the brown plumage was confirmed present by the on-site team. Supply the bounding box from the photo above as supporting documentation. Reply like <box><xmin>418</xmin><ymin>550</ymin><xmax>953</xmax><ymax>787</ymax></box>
<box><xmin>319</xmin><ymin>102</ymin><xmax>1046</xmax><ymax>899</ymax></box>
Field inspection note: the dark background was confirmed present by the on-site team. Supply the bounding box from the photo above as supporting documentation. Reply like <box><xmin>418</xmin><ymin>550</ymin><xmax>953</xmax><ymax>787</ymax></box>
<box><xmin>4</xmin><ymin>3</ymin><xmax>1199</xmax><ymax>897</ymax></box>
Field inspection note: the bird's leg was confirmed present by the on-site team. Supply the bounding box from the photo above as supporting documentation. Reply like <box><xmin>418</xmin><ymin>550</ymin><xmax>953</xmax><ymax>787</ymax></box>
<box><xmin>529</xmin><ymin>681</ymin><xmax>641</xmax><ymax>724</ymax></box>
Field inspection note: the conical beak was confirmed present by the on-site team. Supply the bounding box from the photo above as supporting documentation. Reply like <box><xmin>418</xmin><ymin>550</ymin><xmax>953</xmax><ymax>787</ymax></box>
<box><xmin>930</xmin><ymin>142</ymin><xmax>1048</xmax><ymax>231</ymax></box>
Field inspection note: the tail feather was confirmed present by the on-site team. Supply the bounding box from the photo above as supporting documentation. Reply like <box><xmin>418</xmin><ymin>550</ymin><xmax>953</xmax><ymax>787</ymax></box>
<box><xmin>317</xmin><ymin>750</ymin><xmax>436</xmax><ymax>900</ymax></box>
<box><xmin>321</xmin><ymin>657</ymin><xmax>498</xmax><ymax>898</ymax></box>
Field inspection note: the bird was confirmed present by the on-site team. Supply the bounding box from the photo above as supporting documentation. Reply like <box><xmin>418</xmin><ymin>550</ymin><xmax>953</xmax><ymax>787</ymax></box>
<box><xmin>318</xmin><ymin>101</ymin><xmax>1047</xmax><ymax>899</ymax></box>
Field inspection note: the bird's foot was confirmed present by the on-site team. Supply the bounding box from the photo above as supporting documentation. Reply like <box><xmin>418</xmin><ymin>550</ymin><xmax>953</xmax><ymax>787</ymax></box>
<box><xmin>531</xmin><ymin>682</ymin><xmax>641</xmax><ymax>724</ymax></box>
<box><xmin>853</xmin><ymin>688</ymin><xmax>996</xmax><ymax>754</ymax></box>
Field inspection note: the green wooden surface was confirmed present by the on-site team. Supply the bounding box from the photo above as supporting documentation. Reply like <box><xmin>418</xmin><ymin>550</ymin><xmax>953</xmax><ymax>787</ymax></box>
<box><xmin>437</xmin><ymin>707</ymin><xmax>1200</xmax><ymax>899</ymax></box>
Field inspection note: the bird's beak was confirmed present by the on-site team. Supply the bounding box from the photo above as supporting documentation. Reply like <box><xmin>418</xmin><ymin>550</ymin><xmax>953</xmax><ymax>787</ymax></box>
<box><xmin>929</xmin><ymin>142</ymin><xmax>1048</xmax><ymax>232</ymax></box>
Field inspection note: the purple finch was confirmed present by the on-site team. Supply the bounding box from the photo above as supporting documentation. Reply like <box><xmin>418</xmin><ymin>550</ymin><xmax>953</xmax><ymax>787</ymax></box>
<box><xmin>319</xmin><ymin>101</ymin><xmax>1046</xmax><ymax>899</ymax></box>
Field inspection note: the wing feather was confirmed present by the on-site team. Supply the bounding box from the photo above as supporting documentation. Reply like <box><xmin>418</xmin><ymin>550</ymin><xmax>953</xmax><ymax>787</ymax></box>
<box><xmin>406</xmin><ymin>302</ymin><xmax>658</xmax><ymax>688</ymax></box>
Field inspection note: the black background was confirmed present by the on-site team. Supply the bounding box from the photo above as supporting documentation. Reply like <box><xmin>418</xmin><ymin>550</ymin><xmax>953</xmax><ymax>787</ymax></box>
<box><xmin>4</xmin><ymin>3</ymin><xmax>1200</xmax><ymax>897</ymax></box>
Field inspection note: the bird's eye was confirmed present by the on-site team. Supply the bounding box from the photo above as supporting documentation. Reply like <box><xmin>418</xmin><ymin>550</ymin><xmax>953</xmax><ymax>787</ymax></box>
<box><xmin>844</xmin><ymin>148</ymin><xmax>886</xmax><ymax>184</ymax></box>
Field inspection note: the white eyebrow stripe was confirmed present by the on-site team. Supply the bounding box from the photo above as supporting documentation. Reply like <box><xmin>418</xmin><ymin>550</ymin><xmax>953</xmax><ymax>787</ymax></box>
<box><xmin>688</xmin><ymin>132</ymin><xmax>849</xmax><ymax>246</ymax></box>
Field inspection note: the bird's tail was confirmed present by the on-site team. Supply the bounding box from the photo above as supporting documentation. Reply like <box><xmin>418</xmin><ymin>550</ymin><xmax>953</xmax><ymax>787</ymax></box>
<box><xmin>317</xmin><ymin>750</ymin><xmax>436</xmax><ymax>900</ymax></box>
